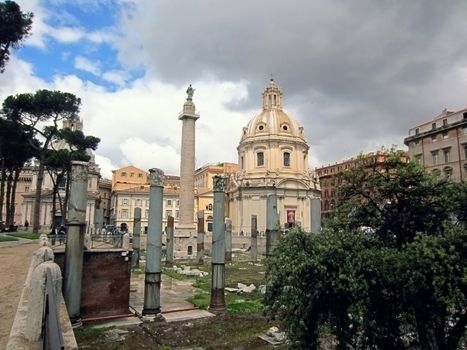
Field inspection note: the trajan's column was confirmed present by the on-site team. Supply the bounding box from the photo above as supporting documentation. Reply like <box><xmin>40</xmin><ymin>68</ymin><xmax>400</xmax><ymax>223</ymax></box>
<box><xmin>175</xmin><ymin>85</ymin><xmax>199</xmax><ymax>258</ymax></box>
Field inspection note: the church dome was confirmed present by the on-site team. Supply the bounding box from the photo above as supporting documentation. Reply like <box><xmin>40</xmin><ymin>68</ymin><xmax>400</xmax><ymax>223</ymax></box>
<box><xmin>240</xmin><ymin>79</ymin><xmax>306</xmax><ymax>142</ymax></box>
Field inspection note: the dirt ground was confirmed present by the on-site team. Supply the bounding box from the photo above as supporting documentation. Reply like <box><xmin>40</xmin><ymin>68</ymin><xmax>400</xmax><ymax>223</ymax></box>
<box><xmin>0</xmin><ymin>241</ymin><xmax>37</xmax><ymax>349</ymax></box>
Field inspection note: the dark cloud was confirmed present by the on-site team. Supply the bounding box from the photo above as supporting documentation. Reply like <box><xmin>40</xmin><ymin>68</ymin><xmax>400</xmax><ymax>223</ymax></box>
<box><xmin>117</xmin><ymin>0</ymin><xmax>467</xmax><ymax>165</ymax></box>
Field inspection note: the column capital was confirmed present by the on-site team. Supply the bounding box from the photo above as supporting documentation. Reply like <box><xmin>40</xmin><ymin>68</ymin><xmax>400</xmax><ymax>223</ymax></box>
<box><xmin>149</xmin><ymin>168</ymin><xmax>165</xmax><ymax>187</ymax></box>
<box><xmin>213</xmin><ymin>175</ymin><xmax>228</xmax><ymax>192</ymax></box>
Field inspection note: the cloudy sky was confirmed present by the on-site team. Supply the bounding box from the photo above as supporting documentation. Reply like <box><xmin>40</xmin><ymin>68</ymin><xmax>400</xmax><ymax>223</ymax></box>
<box><xmin>1</xmin><ymin>0</ymin><xmax>467</xmax><ymax>178</ymax></box>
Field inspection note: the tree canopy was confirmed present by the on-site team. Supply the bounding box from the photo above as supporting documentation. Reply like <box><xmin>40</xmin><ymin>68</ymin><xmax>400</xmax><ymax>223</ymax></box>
<box><xmin>2</xmin><ymin>89</ymin><xmax>82</xmax><ymax>232</ymax></box>
<box><xmin>264</xmin><ymin>150</ymin><xmax>467</xmax><ymax>349</ymax></box>
<box><xmin>0</xmin><ymin>0</ymin><xmax>33</xmax><ymax>72</ymax></box>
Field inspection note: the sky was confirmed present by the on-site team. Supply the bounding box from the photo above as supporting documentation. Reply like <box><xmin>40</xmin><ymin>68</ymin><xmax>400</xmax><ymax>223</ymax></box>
<box><xmin>1</xmin><ymin>0</ymin><xmax>467</xmax><ymax>179</ymax></box>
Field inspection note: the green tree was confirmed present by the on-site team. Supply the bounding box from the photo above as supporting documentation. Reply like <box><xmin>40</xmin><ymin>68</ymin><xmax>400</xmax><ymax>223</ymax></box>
<box><xmin>0</xmin><ymin>1</ymin><xmax>33</xmax><ymax>72</ymax></box>
<box><xmin>45</xmin><ymin>128</ymin><xmax>100</xmax><ymax>225</ymax></box>
<box><xmin>264</xmin><ymin>150</ymin><xmax>466</xmax><ymax>349</ymax></box>
<box><xmin>2</xmin><ymin>90</ymin><xmax>81</xmax><ymax>233</ymax></box>
<box><xmin>0</xmin><ymin>117</ymin><xmax>37</xmax><ymax>225</ymax></box>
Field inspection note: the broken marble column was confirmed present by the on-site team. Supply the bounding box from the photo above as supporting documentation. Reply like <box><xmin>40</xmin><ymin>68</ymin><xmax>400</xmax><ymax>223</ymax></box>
<box><xmin>143</xmin><ymin>168</ymin><xmax>164</xmax><ymax>316</ymax></box>
<box><xmin>250</xmin><ymin>215</ymin><xmax>258</xmax><ymax>263</ymax></box>
<box><xmin>310</xmin><ymin>197</ymin><xmax>321</xmax><ymax>233</ymax></box>
<box><xmin>166</xmin><ymin>216</ymin><xmax>174</xmax><ymax>267</ymax></box>
<box><xmin>210</xmin><ymin>175</ymin><xmax>227</xmax><ymax>311</ymax></box>
<box><xmin>196</xmin><ymin>211</ymin><xmax>205</xmax><ymax>264</ymax></box>
<box><xmin>63</xmin><ymin>161</ymin><xmax>88</xmax><ymax>323</ymax></box>
<box><xmin>225</xmin><ymin>218</ymin><xmax>232</xmax><ymax>262</ymax></box>
<box><xmin>266</xmin><ymin>194</ymin><xmax>279</xmax><ymax>256</ymax></box>
<box><xmin>132</xmin><ymin>207</ymin><xmax>142</xmax><ymax>268</ymax></box>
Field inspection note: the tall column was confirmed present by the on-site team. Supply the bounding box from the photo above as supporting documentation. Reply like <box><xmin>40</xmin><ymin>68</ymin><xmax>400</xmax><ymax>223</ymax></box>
<box><xmin>310</xmin><ymin>197</ymin><xmax>321</xmax><ymax>233</ymax></box>
<box><xmin>143</xmin><ymin>168</ymin><xmax>164</xmax><ymax>316</ymax></box>
<box><xmin>132</xmin><ymin>207</ymin><xmax>141</xmax><ymax>268</ymax></box>
<box><xmin>178</xmin><ymin>86</ymin><xmax>199</xmax><ymax>227</ymax></box>
<box><xmin>63</xmin><ymin>161</ymin><xmax>88</xmax><ymax>323</ymax></box>
<box><xmin>197</xmin><ymin>211</ymin><xmax>205</xmax><ymax>264</ymax></box>
<box><xmin>250</xmin><ymin>215</ymin><xmax>258</xmax><ymax>263</ymax></box>
<box><xmin>210</xmin><ymin>175</ymin><xmax>227</xmax><ymax>311</ymax></box>
<box><xmin>266</xmin><ymin>194</ymin><xmax>279</xmax><ymax>256</ymax></box>
<box><xmin>225</xmin><ymin>218</ymin><xmax>232</xmax><ymax>262</ymax></box>
<box><xmin>166</xmin><ymin>216</ymin><xmax>174</xmax><ymax>266</ymax></box>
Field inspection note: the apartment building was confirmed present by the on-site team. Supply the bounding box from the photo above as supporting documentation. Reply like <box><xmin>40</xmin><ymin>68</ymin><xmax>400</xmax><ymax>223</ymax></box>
<box><xmin>404</xmin><ymin>108</ymin><xmax>467</xmax><ymax>182</ymax></box>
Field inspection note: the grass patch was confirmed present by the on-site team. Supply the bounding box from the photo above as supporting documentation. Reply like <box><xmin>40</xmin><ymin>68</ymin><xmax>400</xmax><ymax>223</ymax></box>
<box><xmin>6</xmin><ymin>232</ymin><xmax>41</xmax><ymax>240</ymax></box>
<box><xmin>228</xmin><ymin>299</ymin><xmax>263</xmax><ymax>314</ymax></box>
<box><xmin>0</xmin><ymin>235</ymin><xmax>19</xmax><ymax>242</ymax></box>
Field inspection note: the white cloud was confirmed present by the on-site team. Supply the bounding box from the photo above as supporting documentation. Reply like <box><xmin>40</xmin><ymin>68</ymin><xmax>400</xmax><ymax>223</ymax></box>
<box><xmin>74</xmin><ymin>56</ymin><xmax>101</xmax><ymax>76</ymax></box>
<box><xmin>102</xmin><ymin>70</ymin><xmax>130</xmax><ymax>86</ymax></box>
<box><xmin>94</xmin><ymin>154</ymin><xmax>115</xmax><ymax>179</ymax></box>
<box><xmin>48</xmin><ymin>26</ymin><xmax>85</xmax><ymax>43</ymax></box>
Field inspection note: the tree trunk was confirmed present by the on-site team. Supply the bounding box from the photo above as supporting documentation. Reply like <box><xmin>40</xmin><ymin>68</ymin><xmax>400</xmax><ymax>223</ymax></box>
<box><xmin>8</xmin><ymin>168</ymin><xmax>20</xmax><ymax>225</ymax></box>
<box><xmin>5</xmin><ymin>171</ymin><xmax>12</xmax><ymax>226</ymax></box>
<box><xmin>32</xmin><ymin>156</ymin><xmax>46</xmax><ymax>233</ymax></box>
<box><xmin>0</xmin><ymin>155</ymin><xmax>5</xmax><ymax>222</ymax></box>
<box><xmin>61</xmin><ymin>168</ymin><xmax>71</xmax><ymax>226</ymax></box>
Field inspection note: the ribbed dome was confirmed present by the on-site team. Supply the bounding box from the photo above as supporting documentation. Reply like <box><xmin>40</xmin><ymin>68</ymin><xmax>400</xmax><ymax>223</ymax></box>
<box><xmin>240</xmin><ymin>79</ymin><xmax>306</xmax><ymax>142</ymax></box>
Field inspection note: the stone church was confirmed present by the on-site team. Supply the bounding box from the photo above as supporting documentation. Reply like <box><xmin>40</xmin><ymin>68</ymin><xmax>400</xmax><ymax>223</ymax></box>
<box><xmin>227</xmin><ymin>79</ymin><xmax>321</xmax><ymax>236</ymax></box>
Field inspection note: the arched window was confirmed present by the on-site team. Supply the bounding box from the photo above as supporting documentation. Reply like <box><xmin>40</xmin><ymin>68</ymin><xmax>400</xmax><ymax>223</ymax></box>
<box><xmin>283</xmin><ymin>152</ymin><xmax>290</xmax><ymax>167</ymax></box>
<box><xmin>257</xmin><ymin>152</ymin><xmax>264</xmax><ymax>166</ymax></box>
<box><xmin>324</xmin><ymin>200</ymin><xmax>329</xmax><ymax>211</ymax></box>
<box><xmin>443</xmin><ymin>166</ymin><xmax>453</xmax><ymax>180</ymax></box>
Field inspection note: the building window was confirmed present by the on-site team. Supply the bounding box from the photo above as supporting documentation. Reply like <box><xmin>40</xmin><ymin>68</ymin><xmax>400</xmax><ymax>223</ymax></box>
<box><xmin>443</xmin><ymin>167</ymin><xmax>453</xmax><ymax>180</ymax></box>
<box><xmin>135</xmin><ymin>199</ymin><xmax>142</xmax><ymax>207</ymax></box>
<box><xmin>283</xmin><ymin>152</ymin><xmax>290</xmax><ymax>167</ymax></box>
<box><xmin>432</xmin><ymin>169</ymin><xmax>441</xmax><ymax>177</ymax></box>
<box><xmin>443</xmin><ymin>148</ymin><xmax>451</xmax><ymax>163</ymax></box>
<box><xmin>187</xmin><ymin>246</ymin><xmax>193</xmax><ymax>255</ymax></box>
<box><xmin>414</xmin><ymin>154</ymin><xmax>422</xmax><ymax>164</ymax></box>
<box><xmin>257</xmin><ymin>152</ymin><xmax>264</xmax><ymax>166</ymax></box>
<box><xmin>167</xmin><ymin>199</ymin><xmax>172</xmax><ymax>207</ymax></box>
<box><xmin>463</xmin><ymin>126</ymin><xmax>467</xmax><ymax>135</ymax></box>
<box><xmin>442</xmin><ymin>131</ymin><xmax>448</xmax><ymax>139</ymax></box>
<box><xmin>145</xmin><ymin>209</ymin><xmax>149</xmax><ymax>218</ymax></box>
<box><xmin>121</xmin><ymin>209</ymin><xmax>128</xmax><ymax>219</ymax></box>
<box><xmin>176</xmin><ymin>200</ymin><xmax>179</xmax><ymax>207</ymax></box>
<box><xmin>431</xmin><ymin>135</ymin><xmax>437</xmax><ymax>142</ymax></box>
<box><xmin>415</xmin><ymin>128</ymin><xmax>419</xmax><ymax>135</ymax></box>
<box><xmin>464</xmin><ymin>145</ymin><xmax>467</xmax><ymax>159</ymax></box>
<box><xmin>122</xmin><ymin>198</ymin><xmax>129</xmax><ymax>205</ymax></box>
<box><xmin>431</xmin><ymin>151</ymin><xmax>438</xmax><ymax>165</ymax></box>
<box><xmin>130</xmin><ymin>172</ymin><xmax>134</xmax><ymax>177</ymax></box>
<box><xmin>443</xmin><ymin>119</ymin><xmax>448</xmax><ymax>127</ymax></box>
<box><xmin>432</xmin><ymin>122</ymin><xmax>436</xmax><ymax>130</ymax></box>
<box><xmin>138</xmin><ymin>173</ymin><xmax>143</xmax><ymax>178</ymax></box>
<box><xmin>25</xmin><ymin>186</ymin><xmax>29</xmax><ymax>192</ymax></box>
<box><xmin>121</xmin><ymin>172</ymin><xmax>127</xmax><ymax>177</ymax></box>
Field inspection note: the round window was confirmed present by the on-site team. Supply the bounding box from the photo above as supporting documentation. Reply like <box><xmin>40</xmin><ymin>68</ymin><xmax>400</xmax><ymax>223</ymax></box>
<box><xmin>258</xmin><ymin>125</ymin><xmax>264</xmax><ymax>131</ymax></box>
<box><xmin>283</xmin><ymin>125</ymin><xmax>288</xmax><ymax>131</ymax></box>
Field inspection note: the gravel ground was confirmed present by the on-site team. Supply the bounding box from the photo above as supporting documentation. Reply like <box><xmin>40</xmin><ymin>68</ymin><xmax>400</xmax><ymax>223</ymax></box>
<box><xmin>0</xmin><ymin>241</ymin><xmax>37</xmax><ymax>349</ymax></box>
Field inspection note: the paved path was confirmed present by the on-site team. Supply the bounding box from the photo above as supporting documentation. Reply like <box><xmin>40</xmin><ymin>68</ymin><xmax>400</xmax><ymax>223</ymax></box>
<box><xmin>0</xmin><ymin>239</ymin><xmax>37</xmax><ymax>349</ymax></box>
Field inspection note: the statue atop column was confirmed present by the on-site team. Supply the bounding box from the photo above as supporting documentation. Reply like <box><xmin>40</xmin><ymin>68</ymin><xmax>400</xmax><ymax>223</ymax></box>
<box><xmin>186</xmin><ymin>84</ymin><xmax>194</xmax><ymax>100</ymax></box>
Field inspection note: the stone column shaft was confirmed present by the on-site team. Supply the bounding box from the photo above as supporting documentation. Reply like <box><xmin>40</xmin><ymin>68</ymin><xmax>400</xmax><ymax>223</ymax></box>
<box><xmin>197</xmin><ymin>211</ymin><xmax>205</xmax><ymax>264</ymax></box>
<box><xmin>310</xmin><ymin>197</ymin><xmax>321</xmax><ymax>233</ymax></box>
<box><xmin>179</xmin><ymin>115</ymin><xmax>197</xmax><ymax>226</ymax></box>
<box><xmin>132</xmin><ymin>207</ymin><xmax>141</xmax><ymax>268</ymax></box>
<box><xmin>64</xmin><ymin>161</ymin><xmax>88</xmax><ymax>323</ymax></box>
<box><xmin>143</xmin><ymin>168</ymin><xmax>164</xmax><ymax>315</ymax></box>
<box><xmin>210</xmin><ymin>176</ymin><xmax>227</xmax><ymax>311</ymax></box>
<box><xmin>225</xmin><ymin>218</ymin><xmax>232</xmax><ymax>262</ymax></box>
<box><xmin>266</xmin><ymin>194</ymin><xmax>279</xmax><ymax>256</ymax></box>
<box><xmin>250</xmin><ymin>215</ymin><xmax>258</xmax><ymax>263</ymax></box>
<box><xmin>166</xmin><ymin>216</ymin><xmax>174</xmax><ymax>266</ymax></box>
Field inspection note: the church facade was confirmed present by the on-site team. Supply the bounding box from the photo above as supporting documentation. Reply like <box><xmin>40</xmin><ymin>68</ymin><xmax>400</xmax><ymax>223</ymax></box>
<box><xmin>227</xmin><ymin>80</ymin><xmax>320</xmax><ymax>236</ymax></box>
